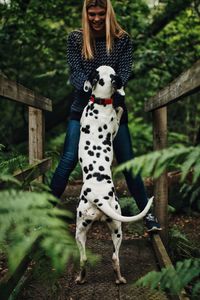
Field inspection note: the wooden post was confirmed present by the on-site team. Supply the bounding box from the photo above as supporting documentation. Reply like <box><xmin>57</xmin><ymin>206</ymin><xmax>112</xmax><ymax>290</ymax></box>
<box><xmin>29</xmin><ymin>107</ymin><xmax>45</xmax><ymax>182</ymax></box>
<box><xmin>153</xmin><ymin>107</ymin><xmax>168</xmax><ymax>245</ymax></box>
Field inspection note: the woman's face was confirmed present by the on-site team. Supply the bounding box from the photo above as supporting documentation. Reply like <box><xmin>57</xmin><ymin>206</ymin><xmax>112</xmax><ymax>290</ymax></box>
<box><xmin>87</xmin><ymin>6</ymin><xmax>106</xmax><ymax>33</ymax></box>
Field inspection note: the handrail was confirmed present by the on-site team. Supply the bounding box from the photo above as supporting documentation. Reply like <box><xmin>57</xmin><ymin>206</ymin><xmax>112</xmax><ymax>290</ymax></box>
<box><xmin>0</xmin><ymin>73</ymin><xmax>52</xmax><ymax>111</ymax></box>
<box><xmin>145</xmin><ymin>60</ymin><xmax>200</xmax><ymax>112</ymax></box>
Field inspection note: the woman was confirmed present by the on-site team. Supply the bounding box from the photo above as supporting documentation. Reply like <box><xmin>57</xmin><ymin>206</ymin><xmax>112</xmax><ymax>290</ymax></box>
<box><xmin>50</xmin><ymin>0</ymin><xmax>161</xmax><ymax>232</ymax></box>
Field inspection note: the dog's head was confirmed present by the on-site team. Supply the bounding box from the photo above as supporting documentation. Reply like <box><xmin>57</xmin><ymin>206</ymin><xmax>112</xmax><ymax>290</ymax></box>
<box><xmin>83</xmin><ymin>66</ymin><xmax>125</xmax><ymax>98</ymax></box>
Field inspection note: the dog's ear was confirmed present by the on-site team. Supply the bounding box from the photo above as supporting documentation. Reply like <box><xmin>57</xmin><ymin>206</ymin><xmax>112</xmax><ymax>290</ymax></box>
<box><xmin>89</xmin><ymin>69</ymin><xmax>100</xmax><ymax>87</ymax></box>
<box><xmin>110</xmin><ymin>74</ymin><xmax>125</xmax><ymax>96</ymax></box>
<box><xmin>83</xmin><ymin>80</ymin><xmax>92</xmax><ymax>92</ymax></box>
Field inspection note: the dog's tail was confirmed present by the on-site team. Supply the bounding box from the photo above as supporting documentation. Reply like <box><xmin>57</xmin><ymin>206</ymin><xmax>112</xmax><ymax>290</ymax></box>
<box><xmin>90</xmin><ymin>196</ymin><xmax>153</xmax><ymax>223</ymax></box>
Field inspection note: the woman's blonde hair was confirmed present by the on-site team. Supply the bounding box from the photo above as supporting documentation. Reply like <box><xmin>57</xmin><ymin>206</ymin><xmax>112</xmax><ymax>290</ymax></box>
<box><xmin>82</xmin><ymin>0</ymin><xmax>127</xmax><ymax>59</ymax></box>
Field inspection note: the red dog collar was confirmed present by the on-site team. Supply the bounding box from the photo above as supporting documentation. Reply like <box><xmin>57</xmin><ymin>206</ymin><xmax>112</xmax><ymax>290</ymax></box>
<box><xmin>90</xmin><ymin>95</ymin><xmax>113</xmax><ymax>105</ymax></box>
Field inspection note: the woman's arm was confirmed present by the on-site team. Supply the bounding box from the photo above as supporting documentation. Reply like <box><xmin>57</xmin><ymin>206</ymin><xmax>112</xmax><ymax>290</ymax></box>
<box><xmin>117</xmin><ymin>35</ymin><xmax>133</xmax><ymax>86</ymax></box>
<box><xmin>67</xmin><ymin>31</ymin><xmax>87</xmax><ymax>91</ymax></box>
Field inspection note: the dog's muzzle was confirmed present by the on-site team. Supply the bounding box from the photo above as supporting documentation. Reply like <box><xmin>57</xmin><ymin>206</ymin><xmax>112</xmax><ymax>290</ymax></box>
<box><xmin>90</xmin><ymin>95</ymin><xmax>113</xmax><ymax>105</ymax></box>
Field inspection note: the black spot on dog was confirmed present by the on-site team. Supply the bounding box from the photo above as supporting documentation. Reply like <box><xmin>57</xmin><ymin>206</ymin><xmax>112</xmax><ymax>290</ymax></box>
<box><xmin>88</xmin><ymin>150</ymin><xmax>94</xmax><ymax>156</ymax></box>
<box><xmin>84</xmin><ymin>146</ymin><xmax>89</xmax><ymax>150</ymax></box>
<box><xmin>115</xmin><ymin>204</ymin><xmax>119</xmax><ymax>210</ymax></box>
<box><xmin>114</xmin><ymin>229</ymin><xmax>118</xmax><ymax>234</ymax></box>
<box><xmin>104</xmin><ymin>196</ymin><xmax>109</xmax><ymax>200</ymax></box>
<box><xmin>93</xmin><ymin>145</ymin><xmax>97</xmax><ymax>150</ymax></box>
<box><xmin>95</xmin><ymin>116</ymin><xmax>98</xmax><ymax>119</ymax></box>
<box><xmin>86</xmin><ymin>188</ymin><xmax>91</xmax><ymax>193</ymax></box>
<box><xmin>81</xmin><ymin>125</ymin><xmax>90</xmax><ymax>134</ymax></box>
<box><xmin>117</xmin><ymin>234</ymin><xmax>121</xmax><ymax>238</ymax></box>
<box><xmin>103</xmin><ymin>149</ymin><xmax>107</xmax><ymax>153</ymax></box>
<box><xmin>103</xmin><ymin>133</ymin><xmax>111</xmax><ymax>146</ymax></box>
<box><xmin>99</xmin><ymin>78</ymin><xmax>105</xmax><ymax>86</ymax></box>
<box><xmin>98</xmin><ymin>127</ymin><xmax>102</xmax><ymax>132</ymax></box>
<box><xmin>89</xmin><ymin>112</ymin><xmax>93</xmax><ymax>116</ymax></box>
<box><xmin>83</xmin><ymin>190</ymin><xmax>88</xmax><ymax>196</ymax></box>
<box><xmin>94</xmin><ymin>199</ymin><xmax>99</xmax><ymax>203</ymax></box>
<box><xmin>86</xmin><ymin>219</ymin><xmax>92</xmax><ymax>224</ymax></box>
<box><xmin>99</xmin><ymin>166</ymin><xmax>105</xmax><ymax>171</ymax></box>
<box><xmin>79</xmin><ymin>211</ymin><xmax>82</xmax><ymax>218</ymax></box>
<box><xmin>108</xmin><ymin>191</ymin><xmax>113</xmax><ymax>196</ymax></box>
<box><xmin>103</xmin><ymin>124</ymin><xmax>108</xmax><ymax>130</ymax></box>
<box><xmin>111</xmin><ymin>117</ymin><xmax>114</xmax><ymax>121</ymax></box>
<box><xmin>97</xmin><ymin>146</ymin><xmax>102</xmax><ymax>150</ymax></box>
<box><xmin>106</xmin><ymin>147</ymin><xmax>111</xmax><ymax>152</ymax></box>
<box><xmin>93</xmin><ymin>109</ymin><xmax>99</xmax><ymax>114</ymax></box>
<box><xmin>98</xmin><ymin>203</ymin><xmax>103</xmax><ymax>207</ymax></box>
<box><xmin>93</xmin><ymin>160</ymin><xmax>96</xmax><ymax>164</ymax></box>
<box><xmin>88</xmin><ymin>103</ymin><xmax>94</xmax><ymax>111</ymax></box>
<box><xmin>86</xmin><ymin>141</ymin><xmax>90</xmax><ymax>145</ymax></box>
<box><xmin>82</xmin><ymin>222</ymin><xmax>88</xmax><ymax>227</ymax></box>
<box><xmin>86</xmin><ymin>174</ymin><xmax>92</xmax><ymax>180</ymax></box>
<box><xmin>105</xmin><ymin>156</ymin><xmax>110</xmax><ymax>162</ymax></box>
<box><xmin>89</xmin><ymin>164</ymin><xmax>93</xmax><ymax>171</ymax></box>
<box><xmin>93</xmin><ymin>172</ymin><xmax>106</xmax><ymax>182</ymax></box>
<box><xmin>83</xmin><ymin>166</ymin><xmax>88</xmax><ymax>174</ymax></box>
<box><xmin>98</xmin><ymin>135</ymin><xmax>103</xmax><ymax>139</ymax></box>
<box><xmin>79</xmin><ymin>157</ymin><xmax>82</xmax><ymax>163</ymax></box>
<box><xmin>96</xmin><ymin>152</ymin><xmax>100</xmax><ymax>158</ymax></box>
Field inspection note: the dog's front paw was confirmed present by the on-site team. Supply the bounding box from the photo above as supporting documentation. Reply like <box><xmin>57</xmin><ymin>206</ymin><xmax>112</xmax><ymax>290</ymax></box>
<box><xmin>116</xmin><ymin>277</ymin><xmax>127</xmax><ymax>284</ymax></box>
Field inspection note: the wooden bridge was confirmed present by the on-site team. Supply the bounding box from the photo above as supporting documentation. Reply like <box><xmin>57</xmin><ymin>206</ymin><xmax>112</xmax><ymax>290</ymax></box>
<box><xmin>0</xmin><ymin>60</ymin><xmax>199</xmax><ymax>300</ymax></box>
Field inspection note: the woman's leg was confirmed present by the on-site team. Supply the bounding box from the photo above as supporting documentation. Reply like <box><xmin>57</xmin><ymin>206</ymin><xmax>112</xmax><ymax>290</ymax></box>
<box><xmin>113</xmin><ymin>123</ymin><xmax>148</xmax><ymax>211</ymax></box>
<box><xmin>50</xmin><ymin>120</ymin><xmax>80</xmax><ymax>198</ymax></box>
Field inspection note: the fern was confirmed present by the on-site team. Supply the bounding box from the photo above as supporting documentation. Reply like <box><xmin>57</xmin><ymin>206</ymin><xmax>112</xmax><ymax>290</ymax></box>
<box><xmin>0</xmin><ymin>189</ymin><xmax>79</xmax><ymax>273</ymax></box>
<box><xmin>169</xmin><ymin>226</ymin><xmax>200</xmax><ymax>260</ymax></box>
<box><xmin>115</xmin><ymin>144</ymin><xmax>200</xmax><ymax>184</ymax></box>
<box><xmin>136</xmin><ymin>258</ymin><xmax>200</xmax><ymax>297</ymax></box>
<box><xmin>0</xmin><ymin>145</ymin><xmax>28</xmax><ymax>176</ymax></box>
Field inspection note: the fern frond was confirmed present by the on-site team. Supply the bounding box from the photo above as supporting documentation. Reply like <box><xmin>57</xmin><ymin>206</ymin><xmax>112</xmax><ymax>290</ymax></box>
<box><xmin>136</xmin><ymin>258</ymin><xmax>200</xmax><ymax>295</ymax></box>
<box><xmin>115</xmin><ymin>145</ymin><xmax>200</xmax><ymax>184</ymax></box>
<box><xmin>0</xmin><ymin>189</ymin><xmax>78</xmax><ymax>273</ymax></box>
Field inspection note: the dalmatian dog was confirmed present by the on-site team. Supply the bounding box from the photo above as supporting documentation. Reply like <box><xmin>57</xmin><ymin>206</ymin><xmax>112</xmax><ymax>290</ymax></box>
<box><xmin>75</xmin><ymin>66</ymin><xmax>153</xmax><ymax>284</ymax></box>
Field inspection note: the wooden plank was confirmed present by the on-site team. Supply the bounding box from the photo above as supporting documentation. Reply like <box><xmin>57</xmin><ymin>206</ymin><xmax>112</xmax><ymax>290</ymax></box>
<box><xmin>29</xmin><ymin>107</ymin><xmax>45</xmax><ymax>182</ymax></box>
<box><xmin>145</xmin><ymin>60</ymin><xmax>200</xmax><ymax>112</ymax></box>
<box><xmin>14</xmin><ymin>158</ymin><xmax>52</xmax><ymax>182</ymax></box>
<box><xmin>153</xmin><ymin>107</ymin><xmax>168</xmax><ymax>245</ymax></box>
<box><xmin>28</xmin><ymin>107</ymin><xmax>45</xmax><ymax>162</ymax></box>
<box><xmin>0</xmin><ymin>74</ymin><xmax>52</xmax><ymax>111</ymax></box>
<box><xmin>152</xmin><ymin>234</ymin><xmax>189</xmax><ymax>300</ymax></box>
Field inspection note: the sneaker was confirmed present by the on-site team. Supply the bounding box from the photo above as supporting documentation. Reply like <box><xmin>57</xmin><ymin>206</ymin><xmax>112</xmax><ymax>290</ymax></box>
<box><xmin>145</xmin><ymin>213</ymin><xmax>162</xmax><ymax>232</ymax></box>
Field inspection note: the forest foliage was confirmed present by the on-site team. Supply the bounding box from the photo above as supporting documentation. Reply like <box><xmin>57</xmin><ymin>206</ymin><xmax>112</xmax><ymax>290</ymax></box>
<box><xmin>0</xmin><ymin>0</ymin><xmax>199</xmax><ymax>149</ymax></box>
<box><xmin>0</xmin><ymin>0</ymin><xmax>200</xmax><ymax>294</ymax></box>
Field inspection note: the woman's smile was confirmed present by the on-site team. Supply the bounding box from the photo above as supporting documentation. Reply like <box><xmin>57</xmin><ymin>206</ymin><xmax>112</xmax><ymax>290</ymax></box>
<box><xmin>87</xmin><ymin>6</ymin><xmax>106</xmax><ymax>33</ymax></box>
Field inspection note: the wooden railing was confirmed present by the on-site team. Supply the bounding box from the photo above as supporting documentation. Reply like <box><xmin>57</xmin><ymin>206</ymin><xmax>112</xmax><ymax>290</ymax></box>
<box><xmin>0</xmin><ymin>73</ymin><xmax>52</xmax><ymax>180</ymax></box>
<box><xmin>0</xmin><ymin>73</ymin><xmax>53</xmax><ymax>299</ymax></box>
<box><xmin>144</xmin><ymin>60</ymin><xmax>200</xmax><ymax>244</ymax></box>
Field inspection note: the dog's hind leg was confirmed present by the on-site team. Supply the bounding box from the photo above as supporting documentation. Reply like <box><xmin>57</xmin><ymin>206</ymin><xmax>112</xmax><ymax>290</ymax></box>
<box><xmin>107</xmin><ymin>220</ymin><xmax>127</xmax><ymax>284</ymax></box>
<box><xmin>75</xmin><ymin>221</ymin><xmax>92</xmax><ymax>284</ymax></box>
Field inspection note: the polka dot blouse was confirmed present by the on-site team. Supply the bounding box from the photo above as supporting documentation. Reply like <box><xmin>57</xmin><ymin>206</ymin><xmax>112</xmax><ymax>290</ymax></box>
<box><xmin>67</xmin><ymin>30</ymin><xmax>133</xmax><ymax>123</ymax></box>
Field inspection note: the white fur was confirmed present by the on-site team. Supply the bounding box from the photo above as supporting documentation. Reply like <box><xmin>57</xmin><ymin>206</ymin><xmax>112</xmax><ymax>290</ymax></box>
<box><xmin>75</xmin><ymin>66</ymin><xmax>153</xmax><ymax>284</ymax></box>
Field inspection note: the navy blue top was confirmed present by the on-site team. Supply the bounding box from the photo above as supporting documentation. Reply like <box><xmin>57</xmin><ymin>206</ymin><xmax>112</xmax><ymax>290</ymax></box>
<box><xmin>67</xmin><ymin>30</ymin><xmax>133</xmax><ymax>123</ymax></box>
